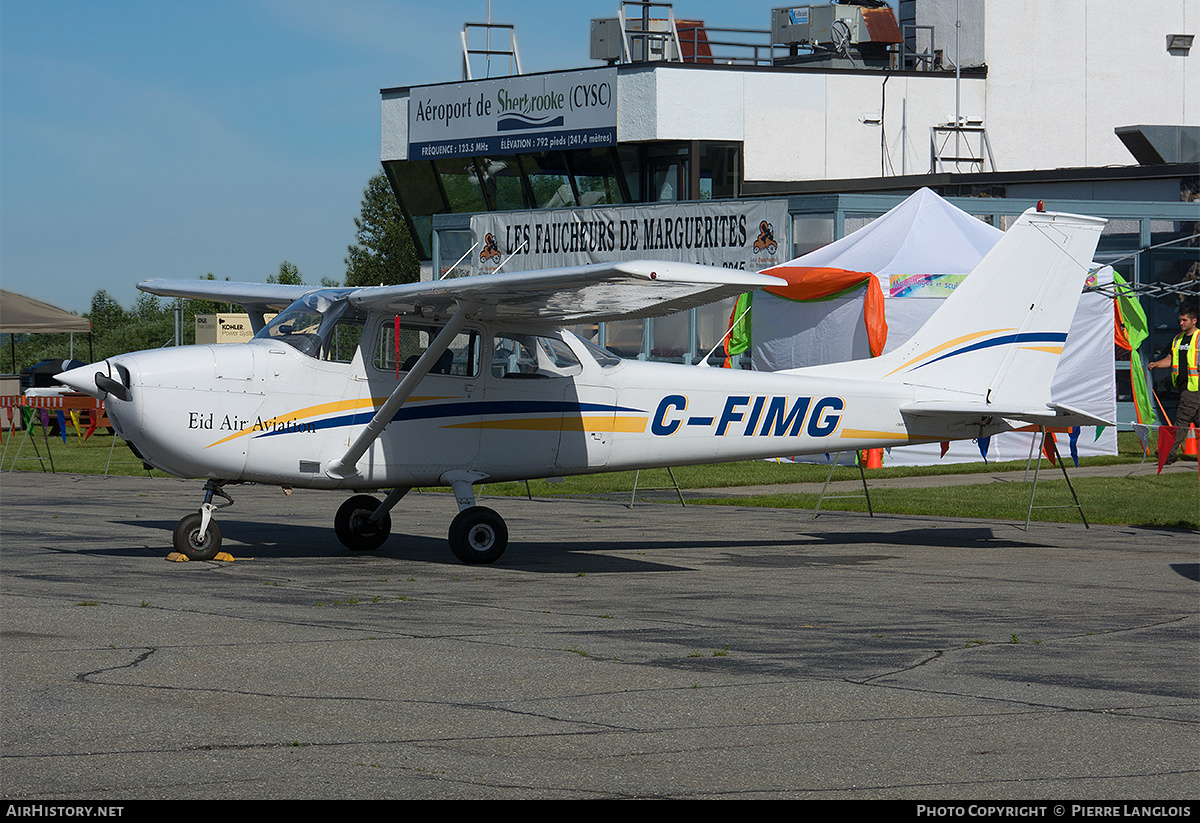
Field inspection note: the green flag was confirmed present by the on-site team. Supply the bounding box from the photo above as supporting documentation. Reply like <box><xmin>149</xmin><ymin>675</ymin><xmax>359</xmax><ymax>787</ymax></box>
<box><xmin>726</xmin><ymin>292</ymin><xmax>753</xmax><ymax>358</ymax></box>
<box><xmin>1114</xmin><ymin>271</ymin><xmax>1154</xmax><ymax>425</ymax></box>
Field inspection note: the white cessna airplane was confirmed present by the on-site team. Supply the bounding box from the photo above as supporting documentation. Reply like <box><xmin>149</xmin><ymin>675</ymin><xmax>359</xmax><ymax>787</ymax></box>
<box><xmin>59</xmin><ymin>208</ymin><xmax>1107</xmax><ymax>564</ymax></box>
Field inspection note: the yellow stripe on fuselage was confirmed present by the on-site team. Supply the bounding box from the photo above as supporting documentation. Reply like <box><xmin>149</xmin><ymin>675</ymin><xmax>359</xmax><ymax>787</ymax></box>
<box><xmin>204</xmin><ymin>396</ymin><xmax>449</xmax><ymax>448</ymax></box>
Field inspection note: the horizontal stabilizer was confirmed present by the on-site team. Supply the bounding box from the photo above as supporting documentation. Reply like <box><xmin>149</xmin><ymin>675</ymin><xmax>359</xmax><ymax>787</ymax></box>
<box><xmin>901</xmin><ymin>400</ymin><xmax>1112</xmax><ymax>428</ymax></box>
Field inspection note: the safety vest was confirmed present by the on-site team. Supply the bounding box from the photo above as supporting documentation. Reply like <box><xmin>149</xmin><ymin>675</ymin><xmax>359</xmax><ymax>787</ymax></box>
<box><xmin>1170</xmin><ymin>329</ymin><xmax>1199</xmax><ymax>392</ymax></box>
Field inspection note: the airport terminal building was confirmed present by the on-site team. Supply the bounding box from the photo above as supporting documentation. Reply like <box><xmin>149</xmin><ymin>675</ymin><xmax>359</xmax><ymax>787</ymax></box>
<box><xmin>377</xmin><ymin>0</ymin><xmax>1198</xmax><ymax>423</ymax></box>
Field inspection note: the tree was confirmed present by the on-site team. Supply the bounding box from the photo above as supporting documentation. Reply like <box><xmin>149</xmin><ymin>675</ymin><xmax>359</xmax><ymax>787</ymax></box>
<box><xmin>268</xmin><ymin>261</ymin><xmax>303</xmax><ymax>285</ymax></box>
<box><xmin>88</xmin><ymin>290</ymin><xmax>127</xmax><ymax>330</ymax></box>
<box><xmin>345</xmin><ymin>173</ymin><xmax>419</xmax><ymax>287</ymax></box>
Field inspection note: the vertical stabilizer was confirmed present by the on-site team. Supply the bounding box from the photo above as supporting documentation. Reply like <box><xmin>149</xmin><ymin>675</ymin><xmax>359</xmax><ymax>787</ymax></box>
<box><xmin>853</xmin><ymin>209</ymin><xmax>1105</xmax><ymax>406</ymax></box>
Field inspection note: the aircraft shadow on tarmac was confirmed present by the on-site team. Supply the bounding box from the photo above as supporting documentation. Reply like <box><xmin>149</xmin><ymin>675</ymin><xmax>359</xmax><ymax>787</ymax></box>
<box><xmin>1172</xmin><ymin>563</ymin><xmax>1199</xmax><ymax>581</ymax></box>
<box><xmin>101</xmin><ymin>519</ymin><xmax>1063</xmax><ymax>574</ymax></box>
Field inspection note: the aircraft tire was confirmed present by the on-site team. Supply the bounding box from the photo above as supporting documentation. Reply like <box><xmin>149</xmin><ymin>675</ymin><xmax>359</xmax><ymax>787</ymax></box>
<box><xmin>335</xmin><ymin>495</ymin><xmax>392</xmax><ymax>551</ymax></box>
<box><xmin>173</xmin><ymin>513</ymin><xmax>222</xmax><ymax>561</ymax></box>
<box><xmin>448</xmin><ymin>506</ymin><xmax>507</xmax><ymax>564</ymax></box>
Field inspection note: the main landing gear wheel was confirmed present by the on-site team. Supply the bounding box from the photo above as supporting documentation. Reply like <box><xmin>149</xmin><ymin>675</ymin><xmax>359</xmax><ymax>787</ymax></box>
<box><xmin>173</xmin><ymin>513</ymin><xmax>222</xmax><ymax>561</ymax></box>
<box><xmin>335</xmin><ymin>494</ymin><xmax>392</xmax><ymax>551</ymax></box>
<box><xmin>448</xmin><ymin>506</ymin><xmax>508</xmax><ymax>565</ymax></box>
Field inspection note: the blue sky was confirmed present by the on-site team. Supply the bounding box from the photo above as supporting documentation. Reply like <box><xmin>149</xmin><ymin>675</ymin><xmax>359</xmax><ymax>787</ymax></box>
<box><xmin>1</xmin><ymin>1</ymin><xmax>831</xmax><ymax>315</ymax></box>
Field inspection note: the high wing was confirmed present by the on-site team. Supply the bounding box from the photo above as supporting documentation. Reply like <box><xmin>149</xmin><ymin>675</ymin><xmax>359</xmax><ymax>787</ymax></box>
<box><xmin>138</xmin><ymin>279</ymin><xmax>316</xmax><ymax>311</ymax></box>
<box><xmin>139</xmin><ymin>262</ymin><xmax>784</xmax><ymax>325</ymax></box>
<box><xmin>343</xmin><ymin>261</ymin><xmax>785</xmax><ymax>323</ymax></box>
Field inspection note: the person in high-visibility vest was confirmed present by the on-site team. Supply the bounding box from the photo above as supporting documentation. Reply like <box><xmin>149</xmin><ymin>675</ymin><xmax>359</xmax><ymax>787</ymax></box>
<box><xmin>1148</xmin><ymin>305</ymin><xmax>1199</xmax><ymax>463</ymax></box>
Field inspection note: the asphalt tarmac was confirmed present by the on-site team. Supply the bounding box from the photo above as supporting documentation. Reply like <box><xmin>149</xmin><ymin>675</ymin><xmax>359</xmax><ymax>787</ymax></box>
<box><xmin>1</xmin><ymin>472</ymin><xmax>1196</xmax><ymax>800</ymax></box>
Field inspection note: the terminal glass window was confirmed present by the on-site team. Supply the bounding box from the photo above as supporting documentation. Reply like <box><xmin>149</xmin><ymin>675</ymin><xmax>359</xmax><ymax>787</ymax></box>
<box><xmin>570</xmin><ymin>148</ymin><xmax>626</xmax><ymax>206</ymax></box>
<box><xmin>478</xmin><ymin>156</ymin><xmax>529</xmax><ymax>211</ymax></box>
<box><xmin>792</xmin><ymin>214</ymin><xmax>835</xmax><ymax>256</ymax></box>
<box><xmin>386</xmin><ymin>161</ymin><xmax>442</xmax><ymax>259</ymax></box>
<box><xmin>437</xmin><ymin>229</ymin><xmax>474</xmax><ymax>278</ymax></box>
<box><xmin>526</xmin><ymin>152</ymin><xmax>576</xmax><ymax>209</ymax></box>
<box><xmin>1098</xmin><ymin>219</ymin><xmax>1141</xmax><ymax>257</ymax></box>
<box><xmin>696</xmin><ymin>296</ymin><xmax>739</xmax><ymax>365</ymax></box>
<box><xmin>1145</xmin><ymin>249</ymin><xmax>1199</xmax><ymax>362</ymax></box>
<box><xmin>435</xmin><ymin>157</ymin><xmax>489</xmax><ymax>214</ymax></box>
<box><xmin>697</xmin><ymin>142</ymin><xmax>740</xmax><ymax>200</ymax></box>
<box><xmin>386</xmin><ymin>141</ymin><xmax>738</xmax><ymax>259</ymax></box>
<box><xmin>602</xmin><ymin>318</ymin><xmax>646</xmax><ymax>360</ymax></box>
<box><xmin>652</xmin><ymin>313</ymin><xmax>690</xmax><ymax>362</ymax></box>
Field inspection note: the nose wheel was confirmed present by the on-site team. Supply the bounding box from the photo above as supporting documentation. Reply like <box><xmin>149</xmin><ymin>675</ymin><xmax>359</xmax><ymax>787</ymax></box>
<box><xmin>173</xmin><ymin>513</ymin><xmax>222</xmax><ymax>561</ymax></box>
<box><xmin>172</xmin><ymin>481</ymin><xmax>233</xmax><ymax>561</ymax></box>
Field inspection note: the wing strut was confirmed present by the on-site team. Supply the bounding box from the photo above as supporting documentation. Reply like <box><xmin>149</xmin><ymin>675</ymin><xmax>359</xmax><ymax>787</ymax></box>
<box><xmin>325</xmin><ymin>304</ymin><xmax>470</xmax><ymax>480</ymax></box>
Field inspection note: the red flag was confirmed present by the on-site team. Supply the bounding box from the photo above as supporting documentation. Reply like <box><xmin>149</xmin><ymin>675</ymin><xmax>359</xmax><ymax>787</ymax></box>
<box><xmin>394</xmin><ymin>316</ymin><xmax>401</xmax><ymax>379</ymax></box>
<box><xmin>940</xmin><ymin>441</ymin><xmax>950</xmax><ymax>458</ymax></box>
<box><xmin>1157</xmin><ymin>425</ymin><xmax>1179</xmax><ymax>474</ymax></box>
<box><xmin>1041</xmin><ymin>430</ymin><xmax>1056</xmax><ymax>466</ymax></box>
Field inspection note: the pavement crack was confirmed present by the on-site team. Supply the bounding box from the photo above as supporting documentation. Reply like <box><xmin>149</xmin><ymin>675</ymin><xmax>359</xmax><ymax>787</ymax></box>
<box><xmin>75</xmin><ymin>647</ymin><xmax>157</xmax><ymax>683</ymax></box>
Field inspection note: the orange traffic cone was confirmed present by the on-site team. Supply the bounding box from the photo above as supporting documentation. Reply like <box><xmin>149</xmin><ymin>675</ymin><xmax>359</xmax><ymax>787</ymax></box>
<box><xmin>866</xmin><ymin>448</ymin><xmax>883</xmax><ymax>469</ymax></box>
<box><xmin>1185</xmin><ymin>424</ymin><xmax>1197</xmax><ymax>456</ymax></box>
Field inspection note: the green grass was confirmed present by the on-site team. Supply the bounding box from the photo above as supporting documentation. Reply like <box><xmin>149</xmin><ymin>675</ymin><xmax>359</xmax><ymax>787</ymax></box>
<box><xmin>696</xmin><ymin>472</ymin><xmax>1199</xmax><ymax>530</ymax></box>
<box><xmin>1</xmin><ymin>427</ymin><xmax>164</xmax><ymax>477</ymax></box>
<box><xmin>5</xmin><ymin>428</ymin><xmax>1195</xmax><ymax>529</ymax></box>
<box><xmin>474</xmin><ymin>431</ymin><xmax>1169</xmax><ymax>495</ymax></box>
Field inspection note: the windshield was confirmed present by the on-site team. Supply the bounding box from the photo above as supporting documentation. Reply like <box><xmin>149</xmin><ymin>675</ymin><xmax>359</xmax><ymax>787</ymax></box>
<box><xmin>255</xmin><ymin>291</ymin><xmax>365</xmax><ymax>362</ymax></box>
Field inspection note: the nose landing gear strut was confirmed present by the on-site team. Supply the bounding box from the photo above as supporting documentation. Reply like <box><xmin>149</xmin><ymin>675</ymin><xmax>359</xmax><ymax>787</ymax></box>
<box><xmin>172</xmin><ymin>480</ymin><xmax>234</xmax><ymax>560</ymax></box>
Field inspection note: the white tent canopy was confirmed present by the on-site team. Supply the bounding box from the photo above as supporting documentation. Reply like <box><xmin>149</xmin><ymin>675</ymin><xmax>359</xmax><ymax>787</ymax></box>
<box><xmin>750</xmin><ymin>189</ymin><xmax>1115</xmax><ymax>465</ymax></box>
<box><xmin>776</xmin><ymin>187</ymin><xmax>1003</xmax><ymax>282</ymax></box>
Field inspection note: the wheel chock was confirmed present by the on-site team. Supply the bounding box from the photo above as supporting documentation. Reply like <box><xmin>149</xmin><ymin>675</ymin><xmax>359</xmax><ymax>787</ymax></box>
<box><xmin>165</xmin><ymin>551</ymin><xmax>235</xmax><ymax>562</ymax></box>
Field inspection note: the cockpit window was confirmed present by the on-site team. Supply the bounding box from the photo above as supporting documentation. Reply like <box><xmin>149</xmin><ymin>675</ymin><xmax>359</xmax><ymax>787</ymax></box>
<box><xmin>255</xmin><ymin>291</ymin><xmax>366</xmax><ymax>362</ymax></box>
<box><xmin>374</xmin><ymin>321</ymin><xmax>480</xmax><ymax>378</ymax></box>
<box><xmin>492</xmin><ymin>333</ymin><xmax>583</xmax><ymax>378</ymax></box>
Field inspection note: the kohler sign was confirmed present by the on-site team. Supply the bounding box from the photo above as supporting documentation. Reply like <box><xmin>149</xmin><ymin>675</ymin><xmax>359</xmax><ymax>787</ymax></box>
<box><xmin>408</xmin><ymin>68</ymin><xmax>617</xmax><ymax>159</ymax></box>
